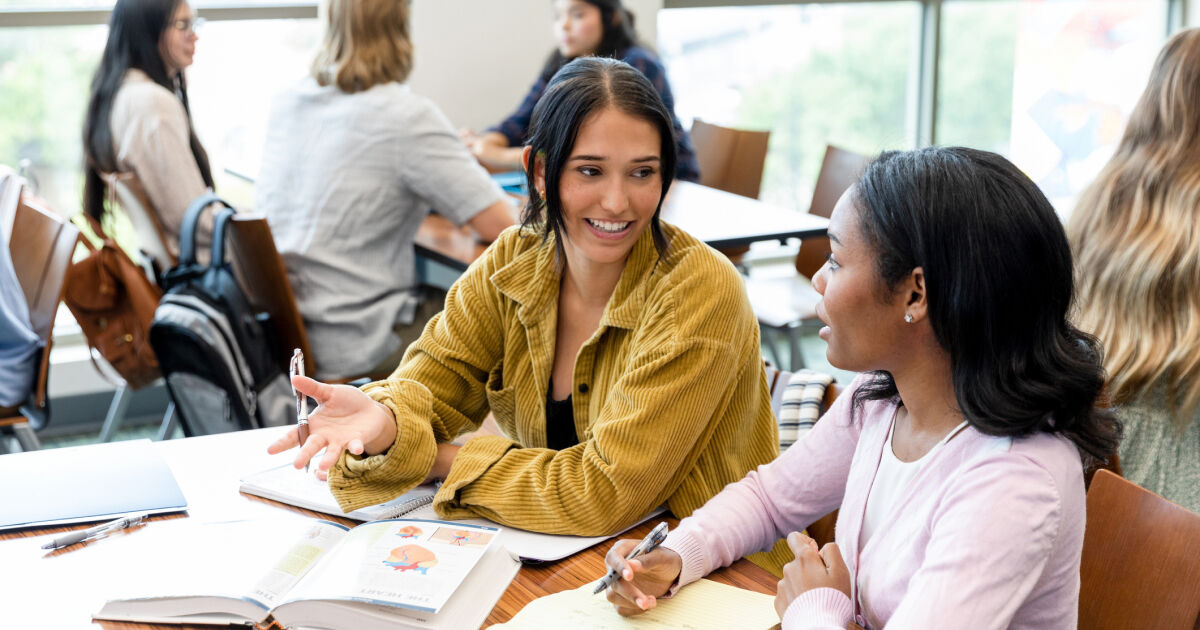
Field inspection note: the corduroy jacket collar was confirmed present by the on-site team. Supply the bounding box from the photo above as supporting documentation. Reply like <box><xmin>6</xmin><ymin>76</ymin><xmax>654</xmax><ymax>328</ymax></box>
<box><xmin>489</xmin><ymin>224</ymin><xmax>660</xmax><ymax>332</ymax></box>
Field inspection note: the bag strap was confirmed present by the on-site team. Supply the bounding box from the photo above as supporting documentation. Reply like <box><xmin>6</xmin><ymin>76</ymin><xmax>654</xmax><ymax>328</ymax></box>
<box><xmin>209</xmin><ymin>206</ymin><xmax>237</xmax><ymax>266</ymax></box>
<box><xmin>178</xmin><ymin>193</ymin><xmax>235</xmax><ymax>266</ymax></box>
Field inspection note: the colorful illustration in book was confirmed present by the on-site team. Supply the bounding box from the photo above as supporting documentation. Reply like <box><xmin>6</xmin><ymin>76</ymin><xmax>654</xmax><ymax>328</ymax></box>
<box><xmin>394</xmin><ymin>525</ymin><xmax>422</xmax><ymax>539</ymax></box>
<box><xmin>430</xmin><ymin>526</ymin><xmax>494</xmax><ymax>548</ymax></box>
<box><xmin>381</xmin><ymin>545</ymin><xmax>438</xmax><ymax>574</ymax></box>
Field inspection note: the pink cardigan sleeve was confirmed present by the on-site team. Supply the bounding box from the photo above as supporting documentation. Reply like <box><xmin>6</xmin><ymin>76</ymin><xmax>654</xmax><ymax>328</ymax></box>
<box><xmin>662</xmin><ymin>375</ymin><xmax>868</xmax><ymax>588</ymax></box>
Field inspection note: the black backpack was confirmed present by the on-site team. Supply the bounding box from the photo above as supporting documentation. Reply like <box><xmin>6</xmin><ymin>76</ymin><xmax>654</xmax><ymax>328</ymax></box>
<box><xmin>149</xmin><ymin>194</ymin><xmax>293</xmax><ymax>435</ymax></box>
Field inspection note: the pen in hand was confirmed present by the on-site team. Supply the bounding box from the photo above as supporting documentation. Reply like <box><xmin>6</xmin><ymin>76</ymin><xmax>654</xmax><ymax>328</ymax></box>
<box><xmin>289</xmin><ymin>348</ymin><xmax>311</xmax><ymax>473</ymax></box>
<box><xmin>41</xmin><ymin>513</ymin><xmax>147</xmax><ymax>550</ymax></box>
<box><xmin>593</xmin><ymin>521</ymin><xmax>669</xmax><ymax>594</ymax></box>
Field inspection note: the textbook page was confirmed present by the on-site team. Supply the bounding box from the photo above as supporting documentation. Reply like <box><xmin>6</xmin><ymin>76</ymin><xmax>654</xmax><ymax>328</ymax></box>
<box><xmin>491</xmin><ymin>579</ymin><xmax>779</xmax><ymax>629</ymax></box>
<box><xmin>280</xmin><ymin>518</ymin><xmax>500</xmax><ymax>614</ymax></box>
<box><xmin>92</xmin><ymin>516</ymin><xmax>346</xmax><ymax>623</ymax></box>
<box><xmin>242</xmin><ymin>462</ymin><xmax>664</xmax><ymax>562</ymax></box>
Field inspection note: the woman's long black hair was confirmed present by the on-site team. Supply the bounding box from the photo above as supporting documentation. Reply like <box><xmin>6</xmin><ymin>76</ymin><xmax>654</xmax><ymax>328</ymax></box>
<box><xmin>851</xmin><ymin>147</ymin><xmax>1121</xmax><ymax>464</ymax></box>
<box><xmin>539</xmin><ymin>0</ymin><xmax>639</xmax><ymax>83</ymax></box>
<box><xmin>522</xmin><ymin>57</ymin><xmax>676</xmax><ymax>260</ymax></box>
<box><xmin>82</xmin><ymin>0</ymin><xmax>214</xmax><ymax>222</ymax></box>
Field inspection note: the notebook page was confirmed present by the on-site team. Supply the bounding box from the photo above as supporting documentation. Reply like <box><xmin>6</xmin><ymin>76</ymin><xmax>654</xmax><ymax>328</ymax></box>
<box><xmin>240</xmin><ymin>463</ymin><xmax>437</xmax><ymax>521</ymax></box>
<box><xmin>491</xmin><ymin>579</ymin><xmax>779</xmax><ymax>629</ymax></box>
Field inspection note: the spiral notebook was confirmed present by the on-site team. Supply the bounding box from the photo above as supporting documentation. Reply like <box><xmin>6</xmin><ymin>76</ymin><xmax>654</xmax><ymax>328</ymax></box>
<box><xmin>240</xmin><ymin>463</ymin><xmax>438</xmax><ymax>521</ymax></box>
<box><xmin>239</xmin><ymin>463</ymin><xmax>664</xmax><ymax>562</ymax></box>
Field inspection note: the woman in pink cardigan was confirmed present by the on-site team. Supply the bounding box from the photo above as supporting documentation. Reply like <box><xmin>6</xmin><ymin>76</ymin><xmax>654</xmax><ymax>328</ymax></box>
<box><xmin>604</xmin><ymin>147</ymin><xmax>1121</xmax><ymax>629</ymax></box>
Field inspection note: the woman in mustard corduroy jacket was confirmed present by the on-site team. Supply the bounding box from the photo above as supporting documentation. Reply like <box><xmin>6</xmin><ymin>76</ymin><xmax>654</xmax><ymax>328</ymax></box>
<box><xmin>270</xmin><ymin>57</ymin><xmax>779</xmax><ymax>537</ymax></box>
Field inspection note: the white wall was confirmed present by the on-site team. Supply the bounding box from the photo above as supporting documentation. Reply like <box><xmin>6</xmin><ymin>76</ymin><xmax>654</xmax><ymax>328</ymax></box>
<box><xmin>407</xmin><ymin>0</ymin><xmax>663</xmax><ymax>132</ymax></box>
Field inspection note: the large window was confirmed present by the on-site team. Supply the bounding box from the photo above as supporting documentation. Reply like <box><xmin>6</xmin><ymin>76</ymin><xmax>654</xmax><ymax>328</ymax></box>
<box><xmin>659</xmin><ymin>2</ymin><xmax>920</xmax><ymax>211</ymax></box>
<box><xmin>937</xmin><ymin>1</ymin><xmax>1168</xmax><ymax>213</ymax></box>
<box><xmin>0</xmin><ymin>7</ymin><xmax>317</xmax><ymax>217</ymax></box>
<box><xmin>660</xmin><ymin>0</ymin><xmax>1175</xmax><ymax>216</ymax></box>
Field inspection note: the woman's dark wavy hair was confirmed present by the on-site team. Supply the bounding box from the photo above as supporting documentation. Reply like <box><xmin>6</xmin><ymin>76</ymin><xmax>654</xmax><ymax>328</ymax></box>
<box><xmin>523</xmin><ymin>57</ymin><xmax>676</xmax><ymax>259</ymax></box>
<box><xmin>539</xmin><ymin>0</ymin><xmax>639</xmax><ymax>82</ymax></box>
<box><xmin>82</xmin><ymin>0</ymin><xmax>214</xmax><ymax>222</ymax></box>
<box><xmin>850</xmin><ymin>147</ymin><xmax>1121</xmax><ymax>464</ymax></box>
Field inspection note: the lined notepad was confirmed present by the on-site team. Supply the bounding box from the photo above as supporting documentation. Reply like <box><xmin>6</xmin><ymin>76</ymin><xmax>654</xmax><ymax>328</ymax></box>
<box><xmin>492</xmin><ymin>579</ymin><xmax>779</xmax><ymax>629</ymax></box>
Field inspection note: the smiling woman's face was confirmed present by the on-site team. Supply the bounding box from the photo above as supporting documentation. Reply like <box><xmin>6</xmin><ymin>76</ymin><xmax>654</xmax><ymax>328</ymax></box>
<box><xmin>543</xmin><ymin>105</ymin><xmax>662</xmax><ymax>270</ymax></box>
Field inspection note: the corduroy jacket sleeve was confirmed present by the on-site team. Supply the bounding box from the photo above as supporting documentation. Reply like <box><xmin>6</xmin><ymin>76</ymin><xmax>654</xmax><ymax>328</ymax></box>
<box><xmin>327</xmin><ymin>229</ymin><xmax>515</xmax><ymax>512</ymax></box>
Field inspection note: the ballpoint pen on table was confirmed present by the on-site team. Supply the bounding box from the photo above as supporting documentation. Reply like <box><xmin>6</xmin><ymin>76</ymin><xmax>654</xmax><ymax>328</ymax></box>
<box><xmin>289</xmin><ymin>348</ymin><xmax>311</xmax><ymax>472</ymax></box>
<box><xmin>41</xmin><ymin>513</ymin><xmax>147</xmax><ymax>550</ymax></box>
<box><xmin>593</xmin><ymin>521</ymin><xmax>669</xmax><ymax>594</ymax></box>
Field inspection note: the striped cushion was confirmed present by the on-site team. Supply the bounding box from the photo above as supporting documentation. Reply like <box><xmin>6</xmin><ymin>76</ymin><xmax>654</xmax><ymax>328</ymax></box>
<box><xmin>777</xmin><ymin>369</ymin><xmax>834</xmax><ymax>451</ymax></box>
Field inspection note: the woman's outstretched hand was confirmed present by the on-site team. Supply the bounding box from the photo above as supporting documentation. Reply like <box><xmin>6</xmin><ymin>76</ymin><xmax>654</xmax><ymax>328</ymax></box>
<box><xmin>603</xmin><ymin>539</ymin><xmax>684</xmax><ymax>617</ymax></box>
<box><xmin>266</xmin><ymin>375</ymin><xmax>398</xmax><ymax>480</ymax></box>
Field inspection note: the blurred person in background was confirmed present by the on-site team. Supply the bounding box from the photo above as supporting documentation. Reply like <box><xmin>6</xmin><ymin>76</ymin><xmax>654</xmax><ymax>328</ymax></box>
<box><xmin>1069</xmin><ymin>28</ymin><xmax>1200</xmax><ymax>513</ymax></box>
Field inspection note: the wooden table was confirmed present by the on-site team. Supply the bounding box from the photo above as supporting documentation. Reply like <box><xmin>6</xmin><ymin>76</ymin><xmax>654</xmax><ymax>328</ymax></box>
<box><xmin>0</xmin><ymin>428</ymin><xmax>776</xmax><ymax>628</ymax></box>
<box><xmin>415</xmin><ymin>180</ymin><xmax>828</xmax><ymax>272</ymax></box>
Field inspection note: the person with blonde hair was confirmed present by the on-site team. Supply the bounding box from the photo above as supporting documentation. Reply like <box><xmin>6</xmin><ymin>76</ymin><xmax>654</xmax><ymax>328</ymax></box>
<box><xmin>1069</xmin><ymin>28</ymin><xmax>1200</xmax><ymax>513</ymax></box>
<box><xmin>256</xmin><ymin>0</ymin><xmax>517</xmax><ymax>381</ymax></box>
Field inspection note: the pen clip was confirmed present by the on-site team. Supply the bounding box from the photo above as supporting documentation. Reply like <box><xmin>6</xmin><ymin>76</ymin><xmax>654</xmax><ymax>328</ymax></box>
<box><xmin>289</xmin><ymin>349</ymin><xmax>308</xmax><ymax>421</ymax></box>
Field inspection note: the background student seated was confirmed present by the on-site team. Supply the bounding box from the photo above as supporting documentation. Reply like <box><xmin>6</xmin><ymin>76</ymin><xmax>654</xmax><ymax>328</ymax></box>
<box><xmin>83</xmin><ymin>0</ymin><xmax>216</xmax><ymax>258</ymax></box>
<box><xmin>462</xmin><ymin>0</ymin><xmax>700</xmax><ymax>182</ymax></box>
<box><xmin>1069</xmin><ymin>28</ymin><xmax>1200</xmax><ymax>514</ymax></box>
<box><xmin>269</xmin><ymin>58</ymin><xmax>778</xmax><ymax>538</ymax></box>
<box><xmin>255</xmin><ymin>0</ymin><xmax>517</xmax><ymax>382</ymax></box>
<box><xmin>605</xmin><ymin>147</ymin><xmax>1121</xmax><ymax>629</ymax></box>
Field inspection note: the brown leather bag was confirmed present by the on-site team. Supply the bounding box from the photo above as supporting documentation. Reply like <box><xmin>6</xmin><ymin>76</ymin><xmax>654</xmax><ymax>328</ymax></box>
<box><xmin>63</xmin><ymin>215</ymin><xmax>162</xmax><ymax>389</ymax></box>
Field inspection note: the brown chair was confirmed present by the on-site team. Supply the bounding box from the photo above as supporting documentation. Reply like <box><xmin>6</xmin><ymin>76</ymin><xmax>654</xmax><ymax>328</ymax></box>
<box><xmin>746</xmin><ymin>144</ymin><xmax>870</xmax><ymax>369</ymax></box>
<box><xmin>1079</xmin><ymin>470</ymin><xmax>1200</xmax><ymax>629</ymax></box>
<box><xmin>689</xmin><ymin>118</ymin><xmax>771</xmax><ymax>264</ymax></box>
<box><xmin>226</xmin><ymin>214</ymin><xmax>314</xmax><ymax>376</ymax></box>
<box><xmin>1</xmin><ymin>183</ymin><xmax>81</xmax><ymax>451</ymax></box>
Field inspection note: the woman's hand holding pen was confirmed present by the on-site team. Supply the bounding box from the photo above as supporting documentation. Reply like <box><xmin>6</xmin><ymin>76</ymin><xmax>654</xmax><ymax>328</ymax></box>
<box><xmin>267</xmin><ymin>375</ymin><xmax>398</xmax><ymax>481</ymax></box>
<box><xmin>603</xmin><ymin>540</ymin><xmax>683</xmax><ymax>617</ymax></box>
<box><xmin>775</xmin><ymin>532</ymin><xmax>851</xmax><ymax>619</ymax></box>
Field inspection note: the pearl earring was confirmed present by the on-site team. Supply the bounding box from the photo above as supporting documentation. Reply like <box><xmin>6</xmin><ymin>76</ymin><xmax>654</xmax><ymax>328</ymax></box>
<box><xmin>904</xmin><ymin>313</ymin><xmax>914</xmax><ymax>323</ymax></box>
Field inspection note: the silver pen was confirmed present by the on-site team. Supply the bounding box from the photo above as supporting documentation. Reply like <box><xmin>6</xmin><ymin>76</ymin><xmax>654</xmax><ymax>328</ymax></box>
<box><xmin>593</xmin><ymin>521</ymin><xmax>669</xmax><ymax>594</ymax></box>
<box><xmin>40</xmin><ymin>513</ymin><xmax>147</xmax><ymax>550</ymax></box>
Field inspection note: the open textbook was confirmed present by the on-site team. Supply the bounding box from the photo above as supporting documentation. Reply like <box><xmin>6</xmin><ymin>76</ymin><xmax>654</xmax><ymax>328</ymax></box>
<box><xmin>240</xmin><ymin>463</ymin><xmax>663</xmax><ymax>562</ymax></box>
<box><xmin>93</xmin><ymin>516</ymin><xmax>520</xmax><ymax>630</ymax></box>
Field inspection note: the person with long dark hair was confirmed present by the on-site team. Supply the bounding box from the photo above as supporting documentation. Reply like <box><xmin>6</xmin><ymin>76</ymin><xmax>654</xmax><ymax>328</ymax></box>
<box><xmin>266</xmin><ymin>58</ymin><xmax>776</xmax><ymax>538</ymax></box>
<box><xmin>82</xmin><ymin>0</ymin><xmax>215</xmax><ymax>257</ymax></box>
<box><xmin>463</xmin><ymin>0</ymin><xmax>699</xmax><ymax>182</ymax></box>
<box><xmin>604</xmin><ymin>147</ymin><xmax>1122</xmax><ymax>628</ymax></box>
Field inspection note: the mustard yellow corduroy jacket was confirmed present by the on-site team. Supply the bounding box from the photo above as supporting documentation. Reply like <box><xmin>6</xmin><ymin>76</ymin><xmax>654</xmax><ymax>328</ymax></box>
<box><xmin>328</xmin><ymin>221</ymin><xmax>779</xmax><ymax>536</ymax></box>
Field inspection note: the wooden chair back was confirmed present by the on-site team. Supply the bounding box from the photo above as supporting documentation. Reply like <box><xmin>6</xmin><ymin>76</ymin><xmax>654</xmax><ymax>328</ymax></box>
<box><xmin>1079</xmin><ymin>470</ymin><xmax>1200</xmax><ymax>629</ymax></box>
<box><xmin>226</xmin><ymin>215</ymin><xmax>314</xmax><ymax>376</ymax></box>
<box><xmin>690</xmin><ymin>119</ymin><xmax>771</xmax><ymax>200</ymax></box>
<box><xmin>105</xmin><ymin>172</ymin><xmax>177</xmax><ymax>271</ymax></box>
<box><xmin>794</xmin><ymin>145</ymin><xmax>871</xmax><ymax>279</ymax></box>
<box><xmin>5</xmin><ymin>190</ymin><xmax>80</xmax><ymax>422</ymax></box>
